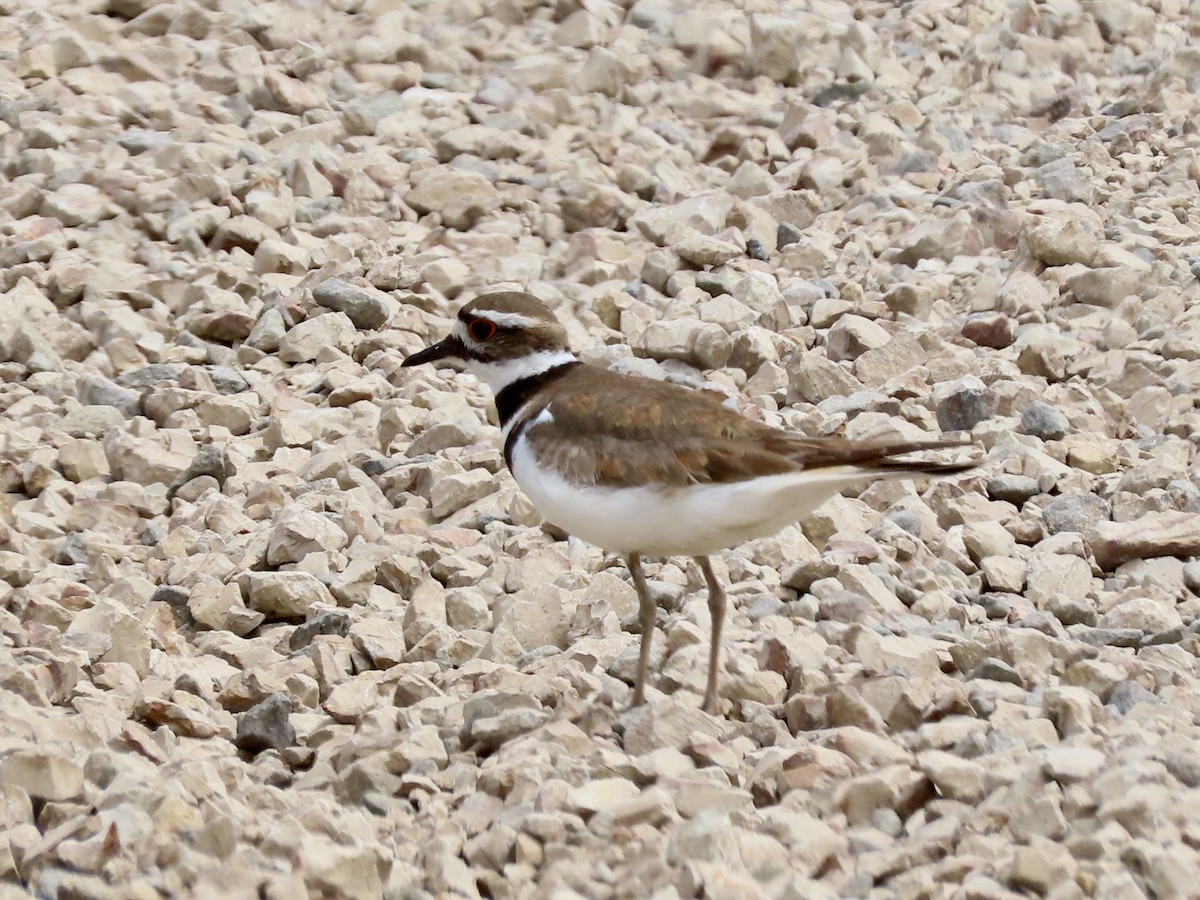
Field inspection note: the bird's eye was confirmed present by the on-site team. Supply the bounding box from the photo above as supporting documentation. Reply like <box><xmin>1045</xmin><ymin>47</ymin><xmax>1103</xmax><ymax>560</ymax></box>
<box><xmin>468</xmin><ymin>319</ymin><xmax>497</xmax><ymax>341</ymax></box>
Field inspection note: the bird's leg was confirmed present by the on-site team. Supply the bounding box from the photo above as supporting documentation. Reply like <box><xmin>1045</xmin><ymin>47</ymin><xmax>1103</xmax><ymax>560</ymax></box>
<box><xmin>696</xmin><ymin>556</ymin><xmax>727</xmax><ymax>715</ymax></box>
<box><xmin>628</xmin><ymin>553</ymin><xmax>655</xmax><ymax>707</ymax></box>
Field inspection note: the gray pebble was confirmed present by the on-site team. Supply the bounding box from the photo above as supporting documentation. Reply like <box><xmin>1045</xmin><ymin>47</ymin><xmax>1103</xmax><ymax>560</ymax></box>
<box><xmin>746</xmin><ymin>594</ymin><xmax>785</xmax><ymax>621</ymax></box>
<box><xmin>79</xmin><ymin>375</ymin><xmax>141</xmax><ymax>416</ymax></box>
<box><xmin>811</xmin><ymin>81</ymin><xmax>870</xmax><ymax>106</ymax></box>
<box><xmin>57</xmin><ymin>533</ymin><xmax>89</xmax><ymax>566</ymax></box>
<box><xmin>360</xmin><ymin>457</ymin><xmax>402</xmax><ymax>477</ymax></box>
<box><xmin>781</xmin><ymin>596</ymin><xmax>819</xmax><ymax>620</ymax></box>
<box><xmin>968</xmin><ymin>689</ymin><xmax>997</xmax><ymax>718</ymax></box>
<box><xmin>976</xmin><ymin>593</ymin><xmax>1012</xmax><ymax>619</ymax></box>
<box><xmin>1042</xmin><ymin>493</ymin><xmax>1110</xmax><ymax>534</ymax></box>
<box><xmin>205</xmin><ymin>365</ymin><xmax>250</xmax><ymax>394</ymax></box>
<box><xmin>235</xmin><ymin>693</ymin><xmax>296</xmax><ymax>755</ymax></box>
<box><xmin>1142</xmin><ymin>626</ymin><xmax>1185</xmax><ymax>646</ymax></box>
<box><xmin>1106</xmin><ymin>680</ymin><xmax>1158</xmax><ymax>715</ymax></box>
<box><xmin>1049</xmin><ymin>598</ymin><xmax>1097</xmax><ymax>628</ymax></box>
<box><xmin>936</xmin><ymin>384</ymin><xmax>996</xmax><ymax>432</ymax></box>
<box><xmin>811</xmin><ymin>278</ymin><xmax>839</xmax><ymax>299</ymax></box>
<box><xmin>776</xmin><ymin>223</ymin><xmax>803</xmax><ymax>249</ymax></box>
<box><xmin>1014</xmin><ymin>610</ymin><xmax>1066</xmax><ymax>636</ymax></box>
<box><xmin>1035</xmin><ymin>158</ymin><xmax>1094</xmax><ymax>204</ymax></box>
<box><xmin>818</xmin><ymin>591</ymin><xmax>872</xmax><ymax>623</ymax></box>
<box><xmin>1183</xmin><ymin>560</ymin><xmax>1200</xmax><ymax>594</ymax></box>
<box><xmin>1071</xmin><ymin>627</ymin><xmax>1144</xmax><ymax>648</ymax></box>
<box><xmin>1020</xmin><ymin>403</ymin><xmax>1071</xmax><ymax>441</ymax></box>
<box><xmin>168</xmin><ymin>446</ymin><xmax>233</xmax><ymax>499</ymax></box>
<box><xmin>139</xmin><ymin>524</ymin><xmax>164</xmax><ymax>546</ymax></box>
<box><xmin>969</xmin><ymin>658</ymin><xmax>1024</xmax><ymax>686</ymax></box>
<box><xmin>116</xmin><ymin>364</ymin><xmax>189</xmax><ymax>389</ymax></box>
<box><xmin>695</xmin><ymin>273</ymin><xmax>730</xmax><ymax>297</ymax></box>
<box><xmin>1164</xmin><ymin>753</ymin><xmax>1200</xmax><ymax>788</ymax></box>
<box><xmin>151</xmin><ymin>585</ymin><xmax>191</xmax><ymax>609</ymax></box>
<box><xmin>987</xmin><ymin>474</ymin><xmax>1041</xmax><ymax>506</ymax></box>
<box><xmin>290</xmin><ymin>610</ymin><xmax>351</xmax><ymax>651</ymax></box>
<box><xmin>884</xmin><ymin>508</ymin><xmax>924</xmax><ymax>538</ymax></box>
<box><xmin>313</xmin><ymin>279</ymin><xmax>392</xmax><ymax>330</ymax></box>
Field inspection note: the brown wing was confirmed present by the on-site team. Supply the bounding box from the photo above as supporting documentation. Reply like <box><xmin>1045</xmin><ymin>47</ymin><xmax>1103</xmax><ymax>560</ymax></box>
<box><xmin>523</xmin><ymin>367</ymin><xmax>797</xmax><ymax>488</ymax></box>
<box><xmin>523</xmin><ymin>366</ymin><xmax>975</xmax><ymax>489</ymax></box>
<box><xmin>524</xmin><ymin>426</ymin><xmax>803</xmax><ymax>488</ymax></box>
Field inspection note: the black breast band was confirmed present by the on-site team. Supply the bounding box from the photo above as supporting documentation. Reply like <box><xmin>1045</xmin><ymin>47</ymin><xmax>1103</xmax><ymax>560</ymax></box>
<box><xmin>496</xmin><ymin>361</ymin><xmax>580</xmax><ymax>471</ymax></box>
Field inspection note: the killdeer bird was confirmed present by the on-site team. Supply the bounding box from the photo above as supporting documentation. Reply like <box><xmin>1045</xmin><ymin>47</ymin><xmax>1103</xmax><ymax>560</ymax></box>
<box><xmin>403</xmin><ymin>291</ymin><xmax>977</xmax><ymax>714</ymax></box>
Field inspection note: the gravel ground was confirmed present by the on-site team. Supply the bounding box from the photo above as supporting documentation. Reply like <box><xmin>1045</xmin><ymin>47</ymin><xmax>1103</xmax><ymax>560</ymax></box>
<box><xmin>3</xmin><ymin>0</ymin><xmax>1200</xmax><ymax>897</ymax></box>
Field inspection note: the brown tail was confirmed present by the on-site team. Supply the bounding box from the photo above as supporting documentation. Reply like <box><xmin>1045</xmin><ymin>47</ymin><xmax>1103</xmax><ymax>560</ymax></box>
<box><xmin>868</xmin><ymin>456</ymin><xmax>980</xmax><ymax>476</ymax></box>
<box><xmin>775</xmin><ymin>435</ymin><xmax>980</xmax><ymax>473</ymax></box>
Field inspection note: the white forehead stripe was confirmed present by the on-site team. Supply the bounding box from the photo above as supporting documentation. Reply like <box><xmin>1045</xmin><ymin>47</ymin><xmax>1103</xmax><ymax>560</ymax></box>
<box><xmin>468</xmin><ymin>310</ymin><xmax>545</xmax><ymax>329</ymax></box>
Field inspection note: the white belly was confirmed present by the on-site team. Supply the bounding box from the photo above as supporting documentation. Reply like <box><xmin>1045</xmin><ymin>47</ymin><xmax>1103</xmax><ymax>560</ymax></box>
<box><xmin>509</xmin><ymin>434</ymin><xmax>870</xmax><ymax>557</ymax></box>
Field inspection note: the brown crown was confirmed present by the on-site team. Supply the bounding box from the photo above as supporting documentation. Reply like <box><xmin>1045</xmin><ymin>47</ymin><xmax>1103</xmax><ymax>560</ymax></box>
<box><xmin>457</xmin><ymin>291</ymin><xmax>571</xmax><ymax>361</ymax></box>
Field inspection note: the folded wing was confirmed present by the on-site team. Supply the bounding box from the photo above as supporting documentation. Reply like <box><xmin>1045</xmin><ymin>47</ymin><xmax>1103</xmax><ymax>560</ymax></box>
<box><xmin>524</xmin><ymin>368</ymin><xmax>976</xmax><ymax>489</ymax></box>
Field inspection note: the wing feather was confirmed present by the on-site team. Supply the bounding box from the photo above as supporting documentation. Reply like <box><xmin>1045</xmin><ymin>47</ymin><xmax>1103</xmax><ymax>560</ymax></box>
<box><xmin>521</xmin><ymin>366</ymin><xmax>973</xmax><ymax>489</ymax></box>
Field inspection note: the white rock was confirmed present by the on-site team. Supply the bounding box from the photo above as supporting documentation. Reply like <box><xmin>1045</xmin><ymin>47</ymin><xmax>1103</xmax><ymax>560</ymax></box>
<box><xmin>406</xmin><ymin>170</ymin><xmax>501</xmax><ymax>229</ymax></box>
<box><xmin>1043</xmin><ymin>746</ymin><xmax>1106</xmax><ymax>783</ymax></box>
<box><xmin>247</xmin><ymin>571</ymin><xmax>335</xmax><ymax>619</ymax></box>
<box><xmin>188</xmin><ymin>580</ymin><xmax>264</xmax><ymax>636</ymax></box>
<box><xmin>566</xmin><ymin>778</ymin><xmax>640</xmax><ymax>814</ymax></box>
<box><xmin>1026</xmin><ymin>554</ymin><xmax>1092</xmax><ymax>604</ymax></box>
<box><xmin>1100</xmin><ymin>597</ymin><xmax>1182</xmax><ymax>633</ymax></box>
<box><xmin>674</xmin><ymin>230</ymin><xmax>742</xmax><ymax>266</ymax></box>
<box><xmin>918</xmin><ymin>750</ymin><xmax>988</xmax><ymax>803</ymax></box>
<box><xmin>1026</xmin><ymin>215</ymin><xmax>1100</xmax><ymax>266</ymax></box>
<box><xmin>41</xmin><ymin>183</ymin><xmax>115</xmax><ymax>226</ymax></box>
<box><xmin>495</xmin><ymin>584</ymin><xmax>573</xmax><ymax>651</ymax></box>
<box><xmin>278</xmin><ymin>312</ymin><xmax>357</xmax><ymax>362</ymax></box>
<box><xmin>0</xmin><ymin>749</ymin><xmax>84</xmax><ymax>801</ymax></box>
<box><xmin>825</xmin><ymin>315</ymin><xmax>890</xmax><ymax>362</ymax></box>
<box><xmin>787</xmin><ymin>353</ymin><xmax>862</xmax><ymax>403</ymax></box>
<box><xmin>267</xmin><ymin>505</ymin><xmax>350</xmax><ymax>566</ymax></box>
<box><xmin>430</xmin><ymin>469</ymin><xmax>497</xmax><ymax>518</ymax></box>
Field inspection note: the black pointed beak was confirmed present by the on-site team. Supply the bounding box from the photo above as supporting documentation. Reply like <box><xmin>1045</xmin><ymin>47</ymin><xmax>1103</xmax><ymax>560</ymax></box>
<box><xmin>402</xmin><ymin>337</ymin><xmax>461</xmax><ymax>367</ymax></box>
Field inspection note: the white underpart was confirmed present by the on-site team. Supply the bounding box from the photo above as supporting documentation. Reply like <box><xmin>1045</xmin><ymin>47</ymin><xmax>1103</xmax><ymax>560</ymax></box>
<box><xmin>467</xmin><ymin>349</ymin><xmax>578</xmax><ymax>393</ymax></box>
<box><xmin>509</xmin><ymin>429</ymin><xmax>895</xmax><ymax>557</ymax></box>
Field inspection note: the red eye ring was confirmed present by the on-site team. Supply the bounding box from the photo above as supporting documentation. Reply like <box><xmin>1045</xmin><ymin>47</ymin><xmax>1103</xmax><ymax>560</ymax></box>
<box><xmin>468</xmin><ymin>319</ymin><xmax>497</xmax><ymax>341</ymax></box>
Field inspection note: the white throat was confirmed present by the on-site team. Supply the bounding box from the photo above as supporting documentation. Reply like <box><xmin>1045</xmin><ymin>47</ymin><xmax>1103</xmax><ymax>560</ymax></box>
<box><xmin>467</xmin><ymin>350</ymin><xmax>577</xmax><ymax>394</ymax></box>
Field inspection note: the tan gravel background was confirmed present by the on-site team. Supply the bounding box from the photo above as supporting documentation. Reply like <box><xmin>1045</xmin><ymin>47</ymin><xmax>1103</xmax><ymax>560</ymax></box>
<box><xmin>3</xmin><ymin>0</ymin><xmax>1200</xmax><ymax>898</ymax></box>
